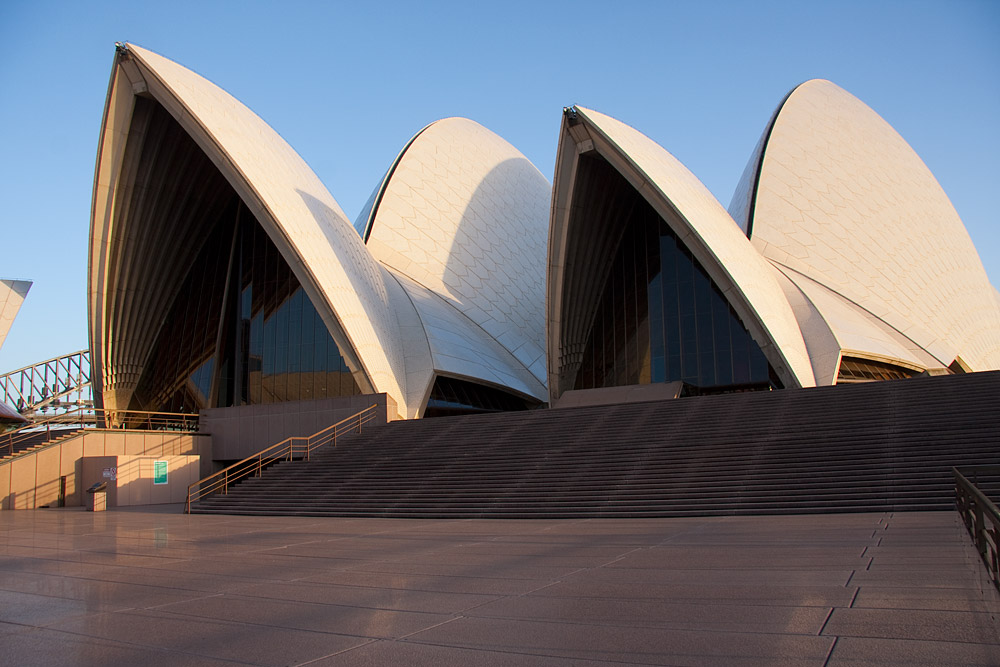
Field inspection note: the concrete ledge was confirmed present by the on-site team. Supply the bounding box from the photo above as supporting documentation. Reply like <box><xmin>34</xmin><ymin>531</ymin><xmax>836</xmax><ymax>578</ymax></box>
<box><xmin>553</xmin><ymin>382</ymin><xmax>683</xmax><ymax>409</ymax></box>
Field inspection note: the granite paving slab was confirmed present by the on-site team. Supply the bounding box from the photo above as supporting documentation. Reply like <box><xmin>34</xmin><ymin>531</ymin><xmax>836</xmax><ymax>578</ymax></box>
<box><xmin>0</xmin><ymin>508</ymin><xmax>996</xmax><ymax>665</ymax></box>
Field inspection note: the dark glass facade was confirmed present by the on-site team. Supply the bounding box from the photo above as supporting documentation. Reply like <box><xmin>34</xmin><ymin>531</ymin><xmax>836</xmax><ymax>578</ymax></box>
<box><xmin>423</xmin><ymin>375</ymin><xmax>539</xmax><ymax>418</ymax></box>
<box><xmin>131</xmin><ymin>129</ymin><xmax>360</xmax><ymax>413</ymax></box>
<box><xmin>572</xmin><ymin>157</ymin><xmax>778</xmax><ymax>393</ymax></box>
<box><xmin>132</xmin><ymin>199</ymin><xmax>232</xmax><ymax>412</ymax></box>
<box><xmin>216</xmin><ymin>212</ymin><xmax>361</xmax><ymax>408</ymax></box>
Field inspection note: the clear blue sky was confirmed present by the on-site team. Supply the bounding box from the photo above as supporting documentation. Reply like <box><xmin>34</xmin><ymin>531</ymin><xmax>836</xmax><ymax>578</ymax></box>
<box><xmin>1</xmin><ymin>0</ymin><xmax>997</xmax><ymax>374</ymax></box>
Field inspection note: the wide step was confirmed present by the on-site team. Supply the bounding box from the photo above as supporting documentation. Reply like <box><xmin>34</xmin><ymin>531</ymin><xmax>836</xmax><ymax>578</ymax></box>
<box><xmin>191</xmin><ymin>372</ymin><xmax>1000</xmax><ymax>518</ymax></box>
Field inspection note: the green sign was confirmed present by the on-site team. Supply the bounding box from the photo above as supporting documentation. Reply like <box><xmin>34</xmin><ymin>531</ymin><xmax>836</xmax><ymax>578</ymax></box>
<box><xmin>153</xmin><ymin>460</ymin><xmax>168</xmax><ymax>485</ymax></box>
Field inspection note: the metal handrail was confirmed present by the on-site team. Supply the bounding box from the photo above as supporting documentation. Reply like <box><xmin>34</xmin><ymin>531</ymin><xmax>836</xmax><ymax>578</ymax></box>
<box><xmin>2</xmin><ymin>406</ymin><xmax>199</xmax><ymax>458</ymax></box>
<box><xmin>953</xmin><ymin>465</ymin><xmax>1000</xmax><ymax>592</ymax></box>
<box><xmin>185</xmin><ymin>403</ymin><xmax>379</xmax><ymax>513</ymax></box>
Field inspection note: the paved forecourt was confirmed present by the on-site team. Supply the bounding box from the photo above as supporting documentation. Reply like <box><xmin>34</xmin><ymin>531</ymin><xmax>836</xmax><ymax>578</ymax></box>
<box><xmin>0</xmin><ymin>507</ymin><xmax>997</xmax><ymax>665</ymax></box>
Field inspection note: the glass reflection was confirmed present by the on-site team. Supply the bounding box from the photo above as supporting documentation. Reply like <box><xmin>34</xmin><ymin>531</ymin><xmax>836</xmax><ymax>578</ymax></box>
<box><xmin>136</xmin><ymin>199</ymin><xmax>360</xmax><ymax>413</ymax></box>
<box><xmin>837</xmin><ymin>356</ymin><xmax>916</xmax><ymax>384</ymax></box>
<box><xmin>573</xmin><ymin>158</ymin><xmax>777</xmax><ymax>393</ymax></box>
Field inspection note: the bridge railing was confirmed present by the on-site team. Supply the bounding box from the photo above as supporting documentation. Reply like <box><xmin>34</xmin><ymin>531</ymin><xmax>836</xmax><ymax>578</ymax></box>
<box><xmin>0</xmin><ymin>350</ymin><xmax>92</xmax><ymax>416</ymax></box>
<box><xmin>954</xmin><ymin>465</ymin><xmax>1000</xmax><ymax>593</ymax></box>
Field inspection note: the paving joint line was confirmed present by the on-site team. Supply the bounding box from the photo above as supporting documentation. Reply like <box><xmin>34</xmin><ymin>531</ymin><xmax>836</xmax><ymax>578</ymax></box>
<box><xmin>402</xmin><ymin>636</ymin><xmax>660</xmax><ymax>665</ymax></box>
<box><xmin>295</xmin><ymin>638</ymin><xmax>380</xmax><ymax>665</ymax></box>
<box><xmin>18</xmin><ymin>623</ymin><xmax>259</xmax><ymax>665</ymax></box>
<box><xmin>822</xmin><ymin>635</ymin><xmax>839</xmax><ymax>667</ymax></box>
<box><xmin>817</xmin><ymin>606</ymin><xmax>836</xmax><ymax>636</ymax></box>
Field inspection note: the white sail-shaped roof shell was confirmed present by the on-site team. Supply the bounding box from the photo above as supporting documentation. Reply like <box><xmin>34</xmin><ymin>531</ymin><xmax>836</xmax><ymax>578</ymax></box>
<box><xmin>90</xmin><ymin>44</ymin><xmax>550</xmax><ymax>419</ymax></box>
<box><xmin>362</xmin><ymin>118</ymin><xmax>551</xmax><ymax>387</ymax></box>
<box><xmin>390</xmin><ymin>271</ymin><xmax>547</xmax><ymax>408</ymax></box>
<box><xmin>0</xmin><ymin>280</ymin><xmax>31</xmax><ymax>353</ymax></box>
<box><xmin>90</xmin><ymin>43</ymin><xmax>411</xmax><ymax>415</ymax></box>
<box><xmin>739</xmin><ymin>79</ymin><xmax>1000</xmax><ymax>372</ymax></box>
<box><xmin>547</xmin><ymin>106</ymin><xmax>815</xmax><ymax>400</ymax></box>
<box><xmin>771</xmin><ymin>267</ymin><xmax>940</xmax><ymax>385</ymax></box>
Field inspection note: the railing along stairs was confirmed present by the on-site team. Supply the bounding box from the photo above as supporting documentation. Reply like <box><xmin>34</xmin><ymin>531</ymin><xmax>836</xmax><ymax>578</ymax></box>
<box><xmin>2</xmin><ymin>406</ymin><xmax>199</xmax><ymax>459</ymax></box>
<box><xmin>954</xmin><ymin>465</ymin><xmax>1000</xmax><ymax>592</ymax></box>
<box><xmin>185</xmin><ymin>404</ymin><xmax>379</xmax><ymax>513</ymax></box>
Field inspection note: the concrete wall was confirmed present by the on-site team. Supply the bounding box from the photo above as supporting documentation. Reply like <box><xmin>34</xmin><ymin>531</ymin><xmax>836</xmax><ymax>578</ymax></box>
<box><xmin>200</xmin><ymin>394</ymin><xmax>389</xmax><ymax>462</ymax></box>
<box><xmin>2</xmin><ymin>395</ymin><xmax>387</xmax><ymax>510</ymax></box>
<box><xmin>553</xmin><ymin>382</ymin><xmax>685</xmax><ymax>409</ymax></box>
<box><xmin>0</xmin><ymin>430</ymin><xmax>210</xmax><ymax>510</ymax></box>
<box><xmin>81</xmin><ymin>455</ymin><xmax>200</xmax><ymax>507</ymax></box>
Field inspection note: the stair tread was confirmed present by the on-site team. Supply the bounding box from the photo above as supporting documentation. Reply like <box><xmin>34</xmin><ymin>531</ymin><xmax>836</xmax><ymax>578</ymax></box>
<box><xmin>189</xmin><ymin>372</ymin><xmax>1000</xmax><ymax>518</ymax></box>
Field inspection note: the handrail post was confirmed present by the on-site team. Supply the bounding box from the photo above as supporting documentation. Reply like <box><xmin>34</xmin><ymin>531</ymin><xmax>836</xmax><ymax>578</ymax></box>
<box><xmin>975</xmin><ymin>501</ymin><xmax>987</xmax><ymax>561</ymax></box>
<box><xmin>224</xmin><ymin>469</ymin><xmax>228</xmax><ymax>495</ymax></box>
<box><xmin>993</xmin><ymin>525</ymin><xmax>1000</xmax><ymax>583</ymax></box>
<box><xmin>954</xmin><ymin>466</ymin><xmax>1000</xmax><ymax>592</ymax></box>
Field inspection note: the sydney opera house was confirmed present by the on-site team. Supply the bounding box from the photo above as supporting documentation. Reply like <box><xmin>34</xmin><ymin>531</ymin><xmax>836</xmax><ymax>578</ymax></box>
<box><xmin>88</xmin><ymin>43</ymin><xmax>1000</xmax><ymax>424</ymax></box>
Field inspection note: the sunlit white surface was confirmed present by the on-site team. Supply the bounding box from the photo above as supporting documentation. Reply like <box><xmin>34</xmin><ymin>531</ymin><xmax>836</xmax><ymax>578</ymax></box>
<box><xmin>772</xmin><ymin>265</ymin><xmax>939</xmax><ymax>385</ymax></box>
<box><xmin>364</xmin><ymin>118</ymin><xmax>550</xmax><ymax>386</ymax></box>
<box><xmin>746</xmin><ymin>79</ymin><xmax>1000</xmax><ymax>371</ymax></box>
<box><xmin>0</xmin><ymin>280</ymin><xmax>31</xmax><ymax>354</ymax></box>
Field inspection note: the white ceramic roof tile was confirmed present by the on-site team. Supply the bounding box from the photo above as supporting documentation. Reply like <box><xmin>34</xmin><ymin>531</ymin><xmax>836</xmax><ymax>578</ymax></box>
<box><xmin>769</xmin><ymin>268</ymin><xmax>841</xmax><ymax>386</ymax></box>
<box><xmin>748</xmin><ymin>79</ymin><xmax>1000</xmax><ymax>370</ymax></box>
<box><xmin>0</xmin><ymin>279</ymin><xmax>31</xmax><ymax>353</ymax></box>
<box><xmin>773</xmin><ymin>264</ymin><xmax>942</xmax><ymax>384</ymax></box>
<box><xmin>364</xmin><ymin>118</ymin><xmax>550</xmax><ymax>387</ymax></box>
<box><xmin>393</xmin><ymin>271</ymin><xmax>547</xmax><ymax>404</ymax></box>
<box><xmin>382</xmin><ymin>268</ymin><xmax>435</xmax><ymax>419</ymax></box>
<box><xmin>575</xmin><ymin>107</ymin><xmax>816</xmax><ymax>388</ymax></box>
<box><xmin>128</xmin><ymin>45</ymin><xmax>411</xmax><ymax>413</ymax></box>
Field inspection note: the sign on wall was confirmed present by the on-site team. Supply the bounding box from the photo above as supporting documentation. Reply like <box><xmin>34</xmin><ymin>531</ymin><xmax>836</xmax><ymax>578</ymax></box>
<box><xmin>153</xmin><ymin>460</ymin><xmax>168</xmax><ymax>485</ymax></box>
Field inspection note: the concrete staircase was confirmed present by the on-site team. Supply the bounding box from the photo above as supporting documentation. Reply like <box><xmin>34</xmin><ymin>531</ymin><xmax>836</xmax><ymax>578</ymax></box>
<box><xmin>191</xmin><ymin>371</ymin><xmax>1000</xmax><ymax>518</ymax></box>
<box><xmin>2</xmin><ymin>428</ymin><xmax>83</xmax><ymax>461</ymax></box>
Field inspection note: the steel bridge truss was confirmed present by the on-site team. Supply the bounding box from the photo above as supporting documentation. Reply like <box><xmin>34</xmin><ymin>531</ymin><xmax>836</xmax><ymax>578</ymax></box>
<box><xmin>0</xmin><ymin>350</ymin><xmax>93</xmax><ymax>417</ymax></box>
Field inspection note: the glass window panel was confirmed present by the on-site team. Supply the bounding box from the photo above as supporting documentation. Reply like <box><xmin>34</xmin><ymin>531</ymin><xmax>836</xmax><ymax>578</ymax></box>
<box><xmin>699</xmin><ymin>351</ymin><xmax>716</xmax><ymax>386</ymax></box>
<box><xmin>612</xmin><ymin>247</ymin><xmax>626</xmax><ymax>385</ymax></box>
<box><xmin>680</xmin><ymin>313</ymin><xmax>697</xmax><ymax>346</ymax></box>
<box><xmin>651</xmin><ymin>355</ymin><xmax>665</xmax><ymax>384</ymax></box>
<box><xmin>836</xmin><ymin>356</ymin><xmax>916</xmax><ymax>384</ymax></box>
<box><xmin>749</xmin><ymin>344</ymin><xmax>770</xmax><ymax>383</ymax></box>
<box><xmin>711</xmin><ymin>298</ymin><xmax>731</xmax><ymax>352</ymax></box>
<box><xmin>732</xmin><ymin>338</ymin><xmax>750</xmax><ymax>384</ymax></box>
<box><xmin>682</xmin><ymin>348</ymin><xmax>699</xmax><ymax>383</ymax></box>
<box><xmin>648</xmin><ymin>274</ymin><xmax>664</xmax><ymax>356</ymax></box>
